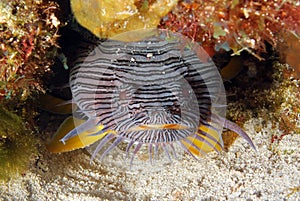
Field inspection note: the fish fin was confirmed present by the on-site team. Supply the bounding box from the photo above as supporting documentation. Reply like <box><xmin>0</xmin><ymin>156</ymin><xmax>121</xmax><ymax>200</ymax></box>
<box><xmin>211</xmin><ymin>114</ymin><xmax>256</xmax><ymax>150</ymax></box>
<box><xmin>223</xmin><ymin>119</ymin><xmax>257</xmax><ymax>151</ymax></box>
<box><xmin>46</xmin><ymin>116</ymin><xmax>107</xmax><ymax>153</ymax></box>
<box><xmin>38</xmin><ymin>94</ymin><xmax>75</xmax><ymax>114</ymax></box>
<box><xmin>182</xmin><ymin>125</ymin><xmax>223</xmax><ymax>156</ymax></box>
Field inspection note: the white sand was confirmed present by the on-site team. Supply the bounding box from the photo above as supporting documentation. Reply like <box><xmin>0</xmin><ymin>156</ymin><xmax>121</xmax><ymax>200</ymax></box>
<box><xmin>0</xmin><ymin>117</ymin><xmax>299</xmax><ymax>200</ymax></box>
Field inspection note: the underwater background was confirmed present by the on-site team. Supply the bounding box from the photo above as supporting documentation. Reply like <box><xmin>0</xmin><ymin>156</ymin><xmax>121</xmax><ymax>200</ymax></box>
<box><xmin>0</xmin><ymin>0</ymin><xmax>299</xmax><ymax>200</ymax></box>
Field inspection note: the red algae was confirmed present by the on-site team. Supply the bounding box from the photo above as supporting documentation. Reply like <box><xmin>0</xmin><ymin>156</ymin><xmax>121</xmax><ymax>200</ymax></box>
<box><xmin>159</xmin><ymin>0</ymin><xmax>300</xmax><ymax>59</ymax></box>
<box><xmin>0</xmin><ymin>0</ymin><xmax>60</xmax><ymax>101</ymax></box>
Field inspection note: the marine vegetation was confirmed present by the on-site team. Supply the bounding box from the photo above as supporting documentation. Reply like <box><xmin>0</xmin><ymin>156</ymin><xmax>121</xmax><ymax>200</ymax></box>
<box><xmin>224</xmin><ymin>59</ymin><xmax>300</xmax><ymax>149</ymax></box>
<box><xmin>0</xmin><ymin>0</ymin><xmax>60</xmax><ymax>181</ymax></box>
<box><xmin>0</xmin><ymin>0</ymin><xmax>60</xmax><ymax>101</ymax></box>
<box><xmin>0</xmin><ymin>106</ymin><xmax>37</xmax><ymax>181</ymax></box>
<box><xmin>159</xmin><ymin>0</ymin><xmax>300</xmax><ymax>60</ymax></box>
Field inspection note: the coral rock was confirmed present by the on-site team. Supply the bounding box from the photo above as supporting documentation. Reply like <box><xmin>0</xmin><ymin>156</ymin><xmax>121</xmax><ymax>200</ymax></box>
<box><xmin>71</xmin><ymin>0</ymin><xmax>179</xmax><ymax>38</ymax></box>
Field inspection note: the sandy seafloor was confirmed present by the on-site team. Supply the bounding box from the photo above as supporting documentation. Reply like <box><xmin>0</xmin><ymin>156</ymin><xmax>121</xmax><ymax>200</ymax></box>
<box><xmin>0</xmin><ymin>117</ymin><xmax>299</xmax><ymax>200</ymax></box>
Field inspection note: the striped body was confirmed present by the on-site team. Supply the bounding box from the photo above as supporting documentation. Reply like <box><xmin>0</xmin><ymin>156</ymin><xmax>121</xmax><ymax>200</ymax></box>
<box><xmin>59</xmin><ymin>29</ymin><xmax>255</xmax><ymax>166</ymax></box>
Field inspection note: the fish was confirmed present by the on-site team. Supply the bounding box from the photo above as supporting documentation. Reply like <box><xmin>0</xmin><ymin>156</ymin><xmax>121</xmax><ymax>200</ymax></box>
<box><xmin>50</xmin><ymin>29</ymin><xmax>256</xmax><ymax>166</ymax></box>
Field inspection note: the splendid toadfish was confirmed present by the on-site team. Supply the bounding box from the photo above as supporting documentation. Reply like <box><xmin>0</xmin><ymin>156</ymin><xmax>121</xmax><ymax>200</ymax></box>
<box><xmin>48</xmin><ymin>29</ymin><xmax>255</xmax><ymax>168</ymax></box>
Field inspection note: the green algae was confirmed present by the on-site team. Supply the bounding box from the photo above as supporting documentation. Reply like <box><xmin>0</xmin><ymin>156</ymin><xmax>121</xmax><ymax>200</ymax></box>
<box><xmin>0</xmin><ymin>106</ymin><xmax>37</xmax><ymax>181</ymax></box>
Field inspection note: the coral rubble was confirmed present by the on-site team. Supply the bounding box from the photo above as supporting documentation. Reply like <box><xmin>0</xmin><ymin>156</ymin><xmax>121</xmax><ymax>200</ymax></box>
<box><xmin>225</xmin><ymin>59</ymin><xmax>300</xmax><ymax>147</ymax></box>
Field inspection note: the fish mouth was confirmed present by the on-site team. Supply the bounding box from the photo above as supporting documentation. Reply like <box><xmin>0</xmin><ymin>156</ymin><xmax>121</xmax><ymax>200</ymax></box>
<box><xmin>120</xmin><ymin>123</ymin><xmax>196</xmax><ymax>144</ymax></box>
<box><xmin>127</xmin><ymin>124</ymin><xmax>190</xmax><ymax>131</ymax></box>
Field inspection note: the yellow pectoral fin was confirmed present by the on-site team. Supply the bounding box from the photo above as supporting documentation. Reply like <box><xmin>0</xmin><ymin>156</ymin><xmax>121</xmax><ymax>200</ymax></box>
<box><xmin>46</xmin><ymin>116</ymin><xmax>107</xmax><ymax>153</ymax></box>
<box><xmin>183</xmin><ymin>125</ymin><xmax>223</xmax><ymax>156</ymax></box>
<box><xmin>38</xmin><ymin>94</ymin><xmax>76</xmax><ymax>115</ymax></box>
